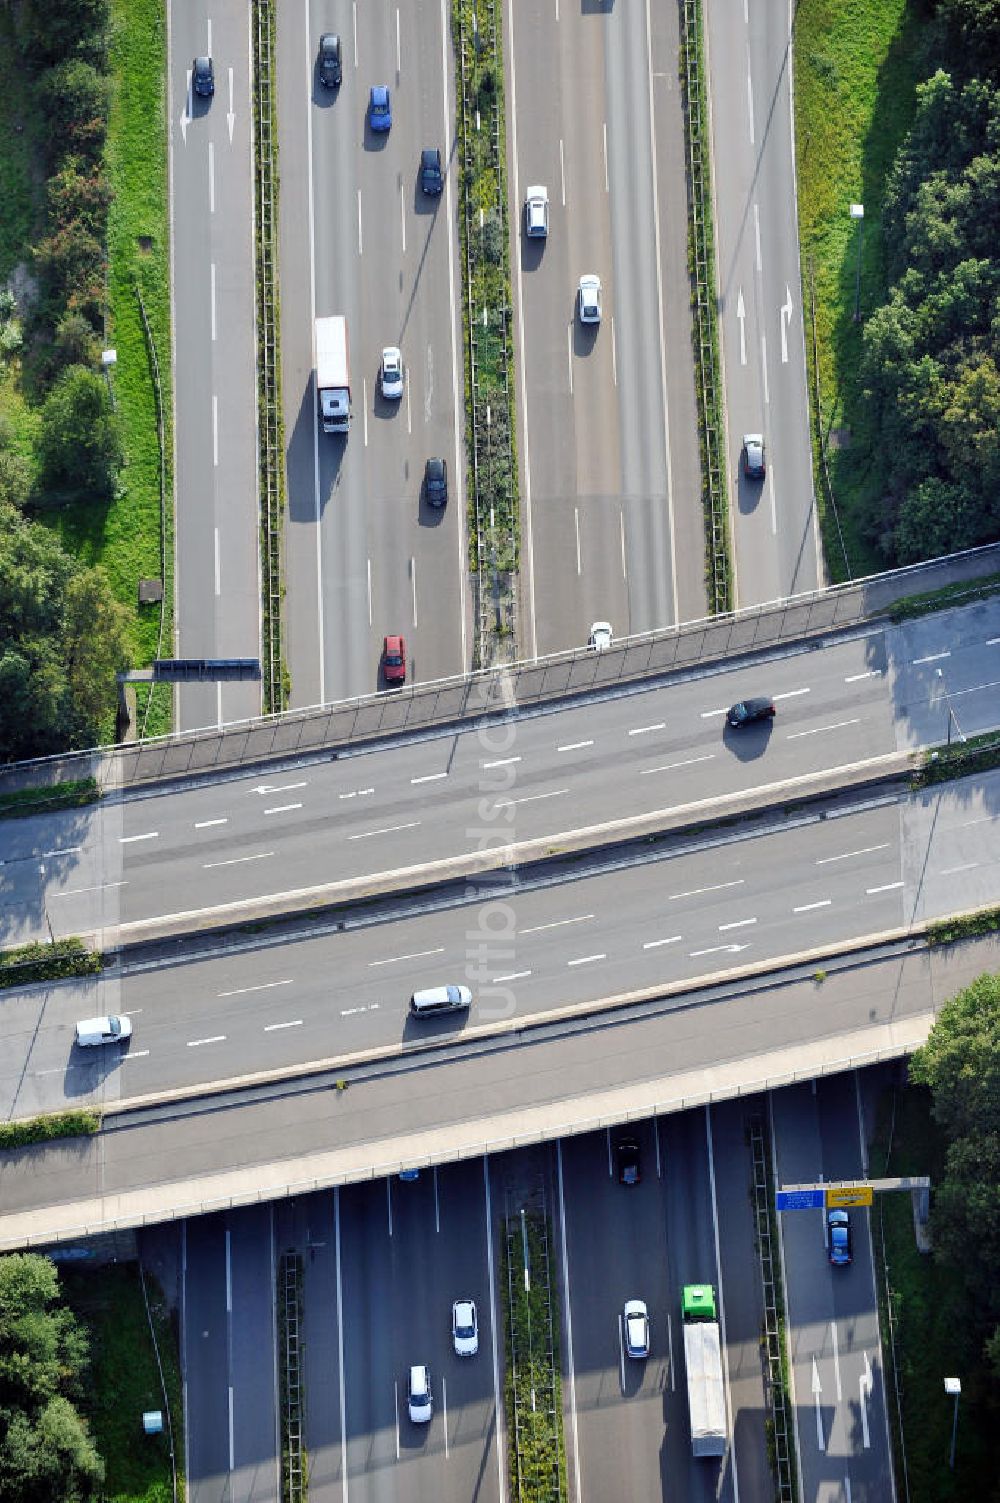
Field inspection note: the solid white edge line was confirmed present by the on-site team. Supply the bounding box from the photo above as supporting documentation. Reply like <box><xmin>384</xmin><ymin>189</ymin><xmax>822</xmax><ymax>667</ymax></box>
<box><xmin>507</xmin><ymin>0</ymin><xmax>537</xmax><ymax>659</ymax></box>
<box><xmin>556</xmin><ymin>1143</ymin><xmax>583</xmax><ymax>1503</ymax></box>
<box><xmin>335</xmin><ymin>1189</ymin><xmax>349</xmax><ymax>1503</ymax></box>
<box><xmin>305</xmin><ymin>6</ymin><xmax>326</xmax><ymax>708</ymax></box>
<box><xmin>269</xmin><ymin>1207</ymin><xmax>281</xmax><ymax>1497</ymax></box>
<box><xmin>483</xmin><ymin>1158</ymin><xmax>505</xmax><ymax>1501</ymax></box>
<box><xmin>441</xmin><ymin>0</ymin><xmax>468</xmax><ymax>670</ymax></box>
<box><xmin>706</xmin><ymin>1106</ymin><xmax>740</xmax><ymax>1500</ymax></box>
<box><xmin>645</xmin><ymin>0</ymin><xmax>679</xmax><ymax>621</ymax></box>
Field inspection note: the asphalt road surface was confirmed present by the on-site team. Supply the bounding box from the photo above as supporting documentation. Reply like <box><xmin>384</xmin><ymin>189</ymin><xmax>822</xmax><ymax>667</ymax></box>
<box><xmin>277</xmin><ymin>0</ymin><xmax>467</xmax><ymax>709</ymax></box>
<box><xmin>170</xmin><ymin>4</ymin><xmax>262</xmax><ymax>730</ymax></box>
<box><xmin>773</xmin><ymin>1075</ymin><xmax>894</xmax><ymax>1503</ymax></box>
<box><xmin>706</xmin><ymin>0</ymin><xmax>821</xmax><ymax>606</ymax></box>
<box><xmin>4</xmin><ymin>602</ymin><xmax>998</xmax><ymax>948</ymax></box>
<box><xmin>507</xmin><ymin>0</ymin><xmax>706</xmax><ymax>660</ymax></box>
<box><xmin>183</xmin><ymin>1205</ymin><xmax>280</xmax><ymax>1503</ymax></box>
<box><xmin>269</xmin><ymin>1164</ymin><xmax>502</xmax><ymax>1503</ymax></box>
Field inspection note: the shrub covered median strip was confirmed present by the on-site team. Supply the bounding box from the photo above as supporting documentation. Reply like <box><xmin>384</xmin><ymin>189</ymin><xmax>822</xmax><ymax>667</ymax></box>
<box><xmin>0</xmin><ymin>1108</ymin><xmax>100</xmax><ymax>1151</ymax></box>
<box><xmin>0</xmin><ymin>777</ymin><xmax>101</xmax><ymax>819</ymax></box>
<box><xmin>0</xmin><ymin>936</ymin><xmax>103</xmax><ymax>989</ymax></box>
<box><xmin>502</xmin><ymin>1209</ymin><xmax>567</xmax><ymax>1503</ymax></box>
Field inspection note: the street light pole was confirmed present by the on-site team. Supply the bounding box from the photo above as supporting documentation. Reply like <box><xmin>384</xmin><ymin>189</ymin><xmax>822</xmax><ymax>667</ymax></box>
<box><xmin>944</xmin><ymin>1376</ymin><xmax>961</xmax><ymax>1470</ymax></box>
<box><xmin>850</xmin><ymin>203</ymin><xmax>864</xmax><ymax>322</ymax></box>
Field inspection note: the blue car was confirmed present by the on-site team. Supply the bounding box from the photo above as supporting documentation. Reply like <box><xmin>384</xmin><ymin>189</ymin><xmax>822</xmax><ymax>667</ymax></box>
<box><xmin>369</xmin><ymin>85</ymin><xmax>392</xmax><ymax>132</ymax></box>
<box><xmin>827</xmin><ymin>1209</ymin><xmax>852</xmax><ymax>1266</ymax></box>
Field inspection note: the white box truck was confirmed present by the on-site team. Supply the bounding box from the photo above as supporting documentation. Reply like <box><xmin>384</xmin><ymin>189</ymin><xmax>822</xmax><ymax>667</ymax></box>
<box><xmin>681</xmin><ymin>1284</ymin><xmax>726</xmax><ymax>1458</ymax></box>
<box><xmin>315</xmin><ymin>315</ymin><xmax>350</xmax><ymax>433</ymax></box>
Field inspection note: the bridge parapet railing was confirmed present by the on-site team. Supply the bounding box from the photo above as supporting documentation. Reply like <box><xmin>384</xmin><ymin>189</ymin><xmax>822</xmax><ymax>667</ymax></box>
<box><xmin>2</xmin><ymin>541</ymin><xmax>998</xmax><ymax>794</ymax></box>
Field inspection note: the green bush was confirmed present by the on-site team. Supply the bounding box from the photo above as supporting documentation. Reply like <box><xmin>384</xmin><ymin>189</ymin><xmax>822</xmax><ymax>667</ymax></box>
<box><xmin>0</xmin><ymin>936</ymin><xmax>103</xmax><ymax>989</ymax></box>
<box><xmin>0</xmin><ymin>1109</ymin><xmax>100</xmax><ymax>1150</ymax></box>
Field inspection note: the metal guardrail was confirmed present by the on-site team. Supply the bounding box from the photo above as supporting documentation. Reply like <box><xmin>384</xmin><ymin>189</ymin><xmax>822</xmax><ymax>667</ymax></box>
<box><xmin>750</xmin><ymin>1115</ymin><xmax>796</xmax><ymax>1502</ymax></box>
<box><xmin>1</xmin><ymin>540</ymin><xmax>998</xmax><ymax>794</ymax></box>
<box><xmin>252</xmin><ymin>0</ymin><xmax>285</xmax><ymax>716</ymax></box>
<box><xmin>682</xmin><ymin>0</ymin><xmax>731</xmax><ymax>612</ymax></box>
<box><xmin>279</xmin><ymin>1250</ymin><xmax>305</xmax><ymax>1503</ymax></box>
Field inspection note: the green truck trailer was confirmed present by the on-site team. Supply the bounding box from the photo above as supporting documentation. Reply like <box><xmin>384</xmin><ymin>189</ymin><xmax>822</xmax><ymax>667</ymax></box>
<box><xmin>681</xmin><ymin>1283</ymin><xmax>727</xmax><ymax>1458</ymax></box>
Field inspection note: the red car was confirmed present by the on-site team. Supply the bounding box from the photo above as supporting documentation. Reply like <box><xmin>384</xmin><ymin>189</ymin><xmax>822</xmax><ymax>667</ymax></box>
<box><xmin>383</xmin><ymin>634</ymin><xmax>406</xmax><ymax>685</ymax></box>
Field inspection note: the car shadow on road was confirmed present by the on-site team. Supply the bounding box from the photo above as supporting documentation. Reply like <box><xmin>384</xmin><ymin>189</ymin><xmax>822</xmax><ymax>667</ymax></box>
<box><xmin>285</xmin><ymin>380</ymin><xmax>344</xmax><ymax>520</ymax></box>
<box><xmin>573</xmin><ymin>318</ymin><xmax>599</xmax><ymax>357</ymax></box>
<box><xmin>721</xmin><ymin>721</ymin><xmax>775</xmax><ymax>760</ymax></box>
<box><xmin>737</xmin><ymin>474</ymin><xmax>763</xmax><ymax>515</ymax></box>
<box><xmin>520</xmin><ymin>233</ymin><xmax>545</xmax><ymax>272</ymax></box>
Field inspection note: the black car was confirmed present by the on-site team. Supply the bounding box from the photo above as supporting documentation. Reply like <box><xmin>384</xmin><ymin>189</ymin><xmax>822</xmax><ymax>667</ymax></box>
<box><xmin>616</xmin><ymin>1137</ymin><xmax>641</xmax><ymax>1186</ymax></box>
<box><xmin>193</xmin><ymin>56</ymin><xmax>215</xmax><ymax>98</ymax></box>
<box><xmin>318</xmin><ymin>33</ymin><xmax>342</xmax><ymax>87</ymax></box>
<box><xmin>424</xmin><ymin>456</ymin><xmax>448</xmax><ymax>507</ymax></box>
<box><xmin>727</xmin><ymin>696</ymin><xmax>776</xmax><ymax>728</ymax></box>
<box><xmin>420</xmin><ymin>147</ymin><xmax>443</xmax><ymax>195</ymax></box>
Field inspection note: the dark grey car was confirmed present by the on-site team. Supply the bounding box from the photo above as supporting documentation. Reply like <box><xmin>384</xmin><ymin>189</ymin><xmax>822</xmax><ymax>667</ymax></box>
<box><xmin>318</xmin><ymin>33</ymin><xmax>341</xmax><ymax>87</ymax></box>
<box><xmin>193</xmin><ymin>56</ymin><xmax>214</xmax><ymax>97</ymax></box>
<box><xmin>420</xmin><ymin>147</ymin><xmax>443</xmax><ymax>195</ymax></box>
<box><xmin>424</xmin><ymin>456</ymin><xmax>448</xmax><ymax>507</ymax></box>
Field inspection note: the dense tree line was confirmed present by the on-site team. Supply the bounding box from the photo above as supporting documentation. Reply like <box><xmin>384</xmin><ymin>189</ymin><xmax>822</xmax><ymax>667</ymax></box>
<box><xmin>860</xmin><ymin>0</ymin><xmax>1000</xmax><ymax>565</ymax></box>
<box><xmin>0</xmin><ymin>0</ymin><xmax>129</xmax><ymax>762</ymax></box>
<box><xmin>909</xmin><ymin>972</ymin><xmax>1000</xmax><ymax>1380</ymax></box>
<box><xmin>0</xmin><ymin>1253</ymin><xmax>103</xmax><ymax>1503</ymax></box>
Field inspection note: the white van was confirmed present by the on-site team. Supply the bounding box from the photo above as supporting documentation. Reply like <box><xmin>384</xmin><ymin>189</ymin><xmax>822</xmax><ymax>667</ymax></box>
<box><xmin>410</xmin><ymin>985</ymin><xmax>472</xmax><ymax>1017</ymax></box>
<box><xmin>75</xmin><ymin>1015</ymin><xmax>132</xmax><ymax>1048</ymax></box>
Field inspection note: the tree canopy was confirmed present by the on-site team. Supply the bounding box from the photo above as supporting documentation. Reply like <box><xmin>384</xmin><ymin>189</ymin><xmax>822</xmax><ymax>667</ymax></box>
<box><xmin>0</xmin><ymin>1254</ymin><xmax>103</xmax><ymax>1503</ymax></box>
<box><xmin>862</xmin><ymin>70</ymin><xmax>1000</xmax><ymax>563</ymax></box>
<box><xmin>910</xmin><ymin>971</ymin><xmax>1000</xmax><ymax>1360</ymax></box>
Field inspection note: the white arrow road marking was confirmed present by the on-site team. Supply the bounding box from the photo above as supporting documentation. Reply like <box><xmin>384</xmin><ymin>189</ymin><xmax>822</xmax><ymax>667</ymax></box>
<box><xmin>689</xmin><ymin>942</ymin><xmax>750</xmax><ymax>958</ymax></box>
<box><xmin>253</xmin><ymin>781</ymin><xmax>308</xmax><ymax>795</ymax></box>
<box><xmin>227</xmin><ymin>68</ymin><xmax>235</xmax><ymax>142</ymax></box>
<box><xmin>181</xmin><ymin>75</ymin><xmax>191</xmax><ymax>141</ymax></box>
<box><xmin>812</xmin><ymin>1357</ymin><xmax>826</xmax><ymax>1452</ymax></box>
<box><xmin>780</xmin><ymin>284</ymin><xmax>794</xmax><ymax>362</ymax></box>
<box><xmin>832</xmin><ymin>1321</ymin><xmax>842</xmax><ymax>1400</ymax></box>
<box><xmin>860</xmin><ymin>1352</ymin><xmax>873</xmax><ymax>1448</ymax></box>
<box><xmin>737</xmin><ymin>288</ymin><xmax>747</xmax><ymax>364</ymax></box>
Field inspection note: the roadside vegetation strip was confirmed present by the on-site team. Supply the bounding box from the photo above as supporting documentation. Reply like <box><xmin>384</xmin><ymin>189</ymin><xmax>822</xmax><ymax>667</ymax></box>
<box><xmin>926</xmin><ymin>904</ymin><xmax>1000</xmax><ymax>949</ymax></box>
<box><xmin>0</xmin><ymin>1108</ymin><xmax>100</xmax><ymax>1151</ymax></box>
<box><xmin>0</xmin><ymin>776</ymin><xmax>101</xmax><ymax>819</ymax></box>
<box><xmin>63</xmin><ymin>1260</ymin><xmax>186</xmax><ymax>1503</ymax></box>
<box><xmin>453</xmin><ymin>0</ymin><xmax>520</xmax><ymax>663</ymax></box>
<box><xmin>502</xmin><ymin>1208</ymin><xmax>567</xmax><ymax>1503</ymax></box>
<box><xmin>680</xmin><ymin>0</ymin><xmax>732</xmax><ymax>615</ymax></box>
<box><xmin>252</xmin><ymin>0</ymin><xmax>287</xmax><ymax>716</ymax></box>
<box><xmin>913</xmin><ymin>733</ymin><xmax>1000</xmax><ymax>790</ymax></box>
<box><xmin>104</xmin><ymin>0</ymin><xmax>174</xmax><ymax>738</ymax></box>
<box><xmin>889</xmin><ymin>571</ymin><xmax>1000</xmax><ymax>623</ymax></box>
<box><xmin>0</xmin><ymin>937</ymin><xmax>103</xmax><ymax>989</ymax></box>
<box><xmin>869</xmin><ymin>1083</ymin><xmax>996</xmax><ymax>1495</ymax></box>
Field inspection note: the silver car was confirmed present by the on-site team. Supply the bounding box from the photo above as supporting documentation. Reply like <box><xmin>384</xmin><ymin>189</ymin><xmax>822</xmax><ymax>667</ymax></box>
<box><xmin>452</xmin><ymin>1299</ymin><xmax>479</xmax><ymax>1356</ymax></box>
<box><xmin>578</xmin><ymin>274</ymin><xmax>602</xmax><ymax>324</ymax></box>
<box><xmin>380</xmin><ymin>346</ymin><xmax>403</xmax><ymax>401</ymax></box>
<box><xmin>623</xmin><ymin>1299</ymin><xmax>649</xmax><ymax>1359</ymax></box>
<box><xmin>525</xmin><ymin>185</ymin><xmax>549</xmax><ymax>238</ymax></box>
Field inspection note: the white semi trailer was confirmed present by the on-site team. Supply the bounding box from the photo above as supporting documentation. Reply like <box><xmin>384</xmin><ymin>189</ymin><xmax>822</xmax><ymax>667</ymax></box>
<box><xmin>315</xmin><ymin>315</ymin><xmax>351</xmax><ymax>434</ymax></box>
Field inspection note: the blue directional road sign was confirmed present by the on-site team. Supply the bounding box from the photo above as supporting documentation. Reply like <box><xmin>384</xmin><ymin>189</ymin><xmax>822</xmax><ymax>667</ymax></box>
<box><xmin>776</xmin><ymin>1188</ymin><xmax>826</xmax><ymax>1211</ymax></box>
